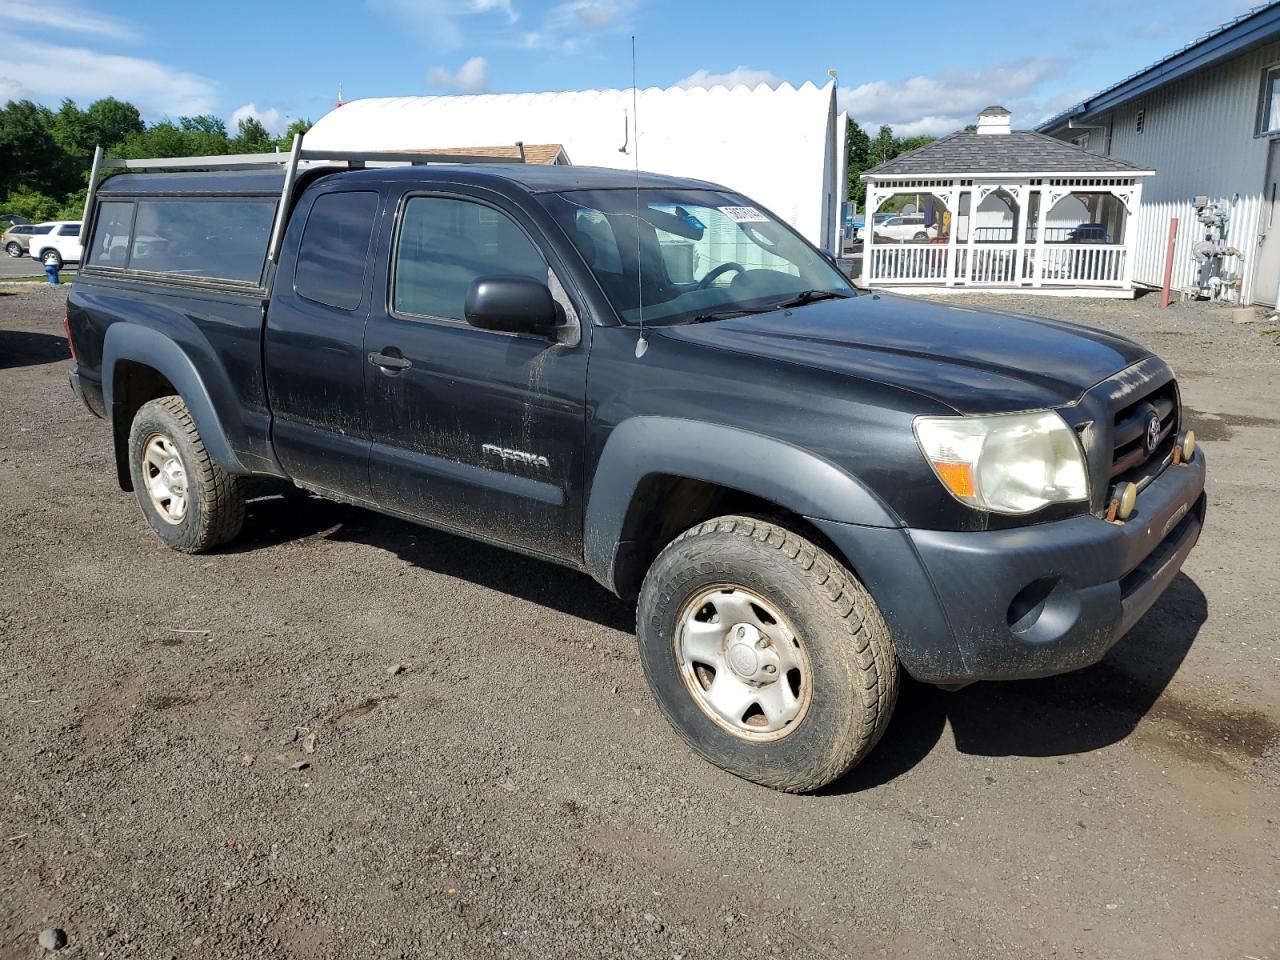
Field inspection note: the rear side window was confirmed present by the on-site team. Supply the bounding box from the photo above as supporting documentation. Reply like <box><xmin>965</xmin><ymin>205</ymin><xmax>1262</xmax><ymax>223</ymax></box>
<box><xmin>393</xmin><ymin>196</ymin><xmax>546</xmax><ymax>321</ymax></box>
<box><xmin>128</xmin><ymin>199</ymin><xmax>275</xmax><ymax>282</ymax></box>
<box><xmin>88</xmin><ymin>202</ymin><xmax>135</xmax><ymax>267</ymax></box>
<box><xmin>294</xmin><ymin>191</ymin><xmax>379</xmax><ymax>311</ymax></box>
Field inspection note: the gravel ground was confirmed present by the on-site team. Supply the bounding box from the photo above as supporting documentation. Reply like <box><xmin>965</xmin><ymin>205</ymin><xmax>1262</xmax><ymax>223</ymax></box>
<box><xmin>1</xmin><ymin>284</ymin><xmax>1277</xmax><ymax>959</ymax></box>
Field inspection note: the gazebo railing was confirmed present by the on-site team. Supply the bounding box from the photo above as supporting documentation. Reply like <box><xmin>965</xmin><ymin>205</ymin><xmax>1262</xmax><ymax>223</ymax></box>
<box><xmin>1026</xmin><ymin>244</ymin><xmax>1127</xmax><ymax>285</ymax></box>
<box><xmin>959</xmin><ymin>244</ymin><xmax>1020</xmax><ymax>284</ymax></box>
<box><xmin>869</xmin><ymin>243</ymin><xmax>949</xmax><ymax>282</ymax></box>
<box><xmin>866</xmin><ymin>241</ymin><xmax>1128</xmax><ymax>287</ymax></box>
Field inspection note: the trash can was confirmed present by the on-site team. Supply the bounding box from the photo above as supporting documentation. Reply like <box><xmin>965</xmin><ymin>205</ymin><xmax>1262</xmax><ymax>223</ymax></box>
<box><xmin>44</xmin><ymin>263</ymin><xmax>60</xmax><ymax>285</ymax></box>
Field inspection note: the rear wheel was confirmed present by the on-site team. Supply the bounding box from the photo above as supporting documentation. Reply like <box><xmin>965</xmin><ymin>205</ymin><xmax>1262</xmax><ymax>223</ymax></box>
<box><xmin>637</xmin><ymin>515</ymin><xmax>899</xmax><ymax>793</ymax></box>
<box><xmin>912</xmin><ymin>231</ymin><xmax>929</xmax><ymax>242</ymax></box>
<box><xmin>5</xmin><ymin>241</ymin><xmax>21</xmax><ymax>258</ymax></box>
<box><xmin>41</xmin><ymin>249</ymin><xmax>62</xmax><ymax>268</ymax></box>
<box><xmin>127</xmin><ymin>396</ymin><xmax>245</xmax><ymax>553</ymax></box>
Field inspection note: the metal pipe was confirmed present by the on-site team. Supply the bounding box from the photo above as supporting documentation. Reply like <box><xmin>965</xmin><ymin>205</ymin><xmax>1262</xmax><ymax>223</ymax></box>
<box><xmin>81</xmin><ymin>145</ymin><xmax>104</xmax><ymax>245</ymax></box>
<box><xmin>268</xmin><ymin>133</ymin><xmax>303</xmax><ymax>265</ymax></box>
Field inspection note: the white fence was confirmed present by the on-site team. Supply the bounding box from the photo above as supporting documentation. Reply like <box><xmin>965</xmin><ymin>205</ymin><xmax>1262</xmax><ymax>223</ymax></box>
<box><xmin>870</xmin><ymin>244</ymin><xmax>949</xmax><ymax>282</ymax></box>
<box><xmin>1031</xmin><ymin>245</ymin><xmax>1127</xmax><ymax>285</ymax></box>
<box><xmin>867</xmin><ymin>241</ymin><xmax>1128</xmax><ymax>289</ymax></box>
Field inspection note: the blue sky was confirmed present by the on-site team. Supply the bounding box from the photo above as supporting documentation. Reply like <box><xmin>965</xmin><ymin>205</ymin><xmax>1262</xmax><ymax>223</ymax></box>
<box><xmin>0</xmin><ymin>0</ymin><xmax>1265</xmax><ymax>136</ymax></box>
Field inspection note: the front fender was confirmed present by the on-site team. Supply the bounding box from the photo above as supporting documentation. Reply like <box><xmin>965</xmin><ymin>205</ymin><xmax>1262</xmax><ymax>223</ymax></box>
<box><xmin>583</xmin><ymin>416</ymin><xmax>902</xmax><ymax>590</ymax></box>
<box><xmin>103</xmin><ymin>323</ymin><xmax>246</xmax><ymax>478</ymax></box>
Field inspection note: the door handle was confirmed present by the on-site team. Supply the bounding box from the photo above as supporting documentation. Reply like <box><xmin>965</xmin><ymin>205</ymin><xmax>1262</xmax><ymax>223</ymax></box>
<box><xmin>368</xmin><ymin>351</ymin><xmax>412</xmax><ymax>372</ymax></box>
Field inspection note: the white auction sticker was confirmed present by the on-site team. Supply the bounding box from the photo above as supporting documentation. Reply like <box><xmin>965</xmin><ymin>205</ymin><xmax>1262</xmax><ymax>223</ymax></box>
<box><xmin>718</xmin><ymin>206</ymin><xmax>769</xmax><ymax>223</ymax></box>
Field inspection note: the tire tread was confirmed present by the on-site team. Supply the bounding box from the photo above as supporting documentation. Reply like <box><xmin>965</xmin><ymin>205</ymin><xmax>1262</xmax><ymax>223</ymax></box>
<box><xmin>642</xmin><ymin>514</ymin><xmax>899</xmax><ymax>793</ymax></box>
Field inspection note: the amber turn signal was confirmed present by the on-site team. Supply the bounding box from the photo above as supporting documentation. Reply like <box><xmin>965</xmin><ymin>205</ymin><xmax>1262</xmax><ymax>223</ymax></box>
<box><xmin>931</xmin><ymin>460</ymin><xmax>976</xmax><ymax>499</ymax></box>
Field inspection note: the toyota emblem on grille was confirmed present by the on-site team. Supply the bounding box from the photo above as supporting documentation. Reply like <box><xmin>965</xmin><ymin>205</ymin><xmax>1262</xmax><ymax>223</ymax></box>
<box><xmin>1145</xmin><ymin>411</ymin><xmax>1162</xmax><ymax>455</ymax></box>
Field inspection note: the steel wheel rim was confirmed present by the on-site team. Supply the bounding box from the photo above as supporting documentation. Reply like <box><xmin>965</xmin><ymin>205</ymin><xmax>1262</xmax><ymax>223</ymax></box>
<box><xmin>674</xmin><ymin>584</ymin><xmax>812</xmax><ymax>742</ymax></box>
<box><xmin>142</xmin><ymin>434</ymin><xmax>189</xmax><ymax>524</ymax></box>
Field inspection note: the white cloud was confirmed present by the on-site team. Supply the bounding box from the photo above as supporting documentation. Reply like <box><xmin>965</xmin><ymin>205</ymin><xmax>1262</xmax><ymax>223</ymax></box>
<box><xmin>369</xmin><ymin>0</ymin><xmax>518</xmax><ymax>51</ymax></box>
<box><xmin>674</xmin><ymin>66</ymin><xmax>780</xmax><ymax>90</ymax></box>
<box><xmin>0</xmin><ymin>3</ymin><xmax>138</xmax><ymax>41</ymax></box>
<box><xmin>427</xmin><ymin>56</ymin><xmax>490</xmax><ymax>94</ymax></box>
<box><xmin>1</xmin><ymin>38</ymin><xmax>217</xmax><ymax>115</ymax></box>
<box><xmin>0</xmin><ymin>76</ymin><xmax>22</xmax><ymax>104</ymax></box>
<box><xmin>521</xmin><ymin>0</ymin><xmax>638</xmax><ymax>52</ymax></box>
<box><xmin>839</xmin><ymin>58</ymin><xmax>1070</xmax><ymax>137</ymax></box>
<box><xmin>230</xmin><ymin>102</ymin><xmax>285</xmax><ymax>136</ymax></box>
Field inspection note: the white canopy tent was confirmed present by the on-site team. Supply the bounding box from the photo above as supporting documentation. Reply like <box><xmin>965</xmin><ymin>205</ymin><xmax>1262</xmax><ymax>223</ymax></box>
<box><xmin>304</xmin><ymin>82</ymin><xmax>847</xmax><ymax>252</ymax></box>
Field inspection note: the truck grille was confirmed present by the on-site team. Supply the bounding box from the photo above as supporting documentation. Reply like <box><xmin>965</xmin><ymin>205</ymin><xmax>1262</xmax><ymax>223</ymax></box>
<box><xmin>1110</xmin><ymin>380</ymin><xmax>1178</xmax><ymax>481</ymax></box>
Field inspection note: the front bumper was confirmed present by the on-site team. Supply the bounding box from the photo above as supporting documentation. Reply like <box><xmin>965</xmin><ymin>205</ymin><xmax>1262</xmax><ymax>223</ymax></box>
<box><xmin>812</xmin><ymin>452</ymin><xmax>1206</xmax><ymax>685</ymax></box>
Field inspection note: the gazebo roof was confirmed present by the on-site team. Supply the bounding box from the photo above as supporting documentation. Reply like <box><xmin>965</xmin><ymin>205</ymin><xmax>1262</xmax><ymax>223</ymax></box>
<box><xmin>862</xmin><ymin>130</ymin><xmax>1153</xmax><ymax>178</ymax></box>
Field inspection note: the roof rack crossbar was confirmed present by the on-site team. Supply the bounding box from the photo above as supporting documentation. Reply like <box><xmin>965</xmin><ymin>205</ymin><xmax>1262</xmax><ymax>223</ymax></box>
<box><xmin>99</xmin><ymin>146</ymin><xmax>527</xmax><ymax>172</ymax></box>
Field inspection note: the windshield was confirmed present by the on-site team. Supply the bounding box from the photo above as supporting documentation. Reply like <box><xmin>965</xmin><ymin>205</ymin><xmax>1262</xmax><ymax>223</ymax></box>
<box><xmin>538</xmin><ymin>189</ymin><xmax>851</xmax><ymax>325</ymax></box>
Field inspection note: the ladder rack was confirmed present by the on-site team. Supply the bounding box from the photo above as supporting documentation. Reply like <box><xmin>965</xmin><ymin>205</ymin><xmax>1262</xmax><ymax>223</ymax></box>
<box><xmin>82</xmin><ymin>135</ymin><xmax>529</xmax><ymax>264</ymax></box>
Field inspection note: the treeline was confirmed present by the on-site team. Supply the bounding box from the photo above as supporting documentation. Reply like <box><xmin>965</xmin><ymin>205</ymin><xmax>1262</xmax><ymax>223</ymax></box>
<box><xmin>0</xmin><ymin>97</ymin><xmax>311</xmax><ymax>223</ymax></box>
<box><xmin>846</xmin><ymin>122</ymin><xmax>936</xmax><ymax>208</ymax></box>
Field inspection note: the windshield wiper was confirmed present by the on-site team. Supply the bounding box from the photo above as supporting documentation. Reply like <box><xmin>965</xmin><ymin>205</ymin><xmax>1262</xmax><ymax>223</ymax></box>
<box><xmin>687</xmin><ymin>306</ymin><xmax>773</xmax><ymax>324</ymax></box>
<box><xmin>686</xmin><ymin>290</ymin><xmax>852</xmax><ymax>324</ymax></box>
<box><xmin>768</xmin><ymin>289</ymin><xmax>853</xmax><ymax>310</ymax></box>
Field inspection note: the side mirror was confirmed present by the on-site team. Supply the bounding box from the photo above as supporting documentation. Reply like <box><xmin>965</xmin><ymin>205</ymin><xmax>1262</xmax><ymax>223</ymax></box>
<box><xmin>464</xmin><ymin>275</ymin><xmax>559</xmax><ymax>336</ymax></box>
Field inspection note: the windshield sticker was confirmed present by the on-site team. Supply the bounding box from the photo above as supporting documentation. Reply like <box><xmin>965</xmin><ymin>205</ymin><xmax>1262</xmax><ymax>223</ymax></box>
<box><xmin>718</xmin><ymin>206</ymin><xmax>769</xmax><ymax>223</ymax></box>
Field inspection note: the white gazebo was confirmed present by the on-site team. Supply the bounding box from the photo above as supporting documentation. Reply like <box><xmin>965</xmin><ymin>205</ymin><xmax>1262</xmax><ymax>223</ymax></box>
<box><xmin>861</xmin><ymin>107</ymin><xmax>1154</xmax><ymax>297</ymax></box>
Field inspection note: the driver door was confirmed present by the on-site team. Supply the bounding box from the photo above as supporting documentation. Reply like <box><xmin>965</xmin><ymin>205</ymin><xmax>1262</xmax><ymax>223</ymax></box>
<box><xmin>363</xmin><ymin>187</ymin><xmax>589</xmax><ymax>563</ymax></box>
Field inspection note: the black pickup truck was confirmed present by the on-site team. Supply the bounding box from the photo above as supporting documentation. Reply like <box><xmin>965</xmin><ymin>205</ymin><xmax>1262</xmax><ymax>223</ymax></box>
<box><xmin>64</xmin><ymin>145</ymin><xmax>1206</xmax><ymax>792</ymax></box>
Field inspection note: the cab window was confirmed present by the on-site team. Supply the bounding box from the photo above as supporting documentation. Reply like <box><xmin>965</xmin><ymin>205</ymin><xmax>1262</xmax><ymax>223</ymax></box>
<box><xmin>393</xmin><ymin>197</ymin><xmax>547</xmax><ymax>321</ymax></box>
<box><xmin>294</xmin><ymin>191</ymin><xmax>379</xmax><ymax>311</ymax></box>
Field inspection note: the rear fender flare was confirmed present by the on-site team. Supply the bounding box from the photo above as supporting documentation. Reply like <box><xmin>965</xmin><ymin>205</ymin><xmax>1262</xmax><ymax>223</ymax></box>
<box><xmin>583</xmin><ymin>416</ymin><xmax>900</xmax><ymax>591</ymax></box>
<box><xmin>103</xmin><ymin>324</ymin><xmax>245</xmax><ymax>483</ymax></box>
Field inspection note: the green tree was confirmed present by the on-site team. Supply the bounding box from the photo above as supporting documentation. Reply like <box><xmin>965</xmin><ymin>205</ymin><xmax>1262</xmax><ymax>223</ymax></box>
<box><xmin>178</xmin><ymin>114</ymin><xmax>231</xmax><ymax>156</ymax></box>
<box><xmin>85</xmin><ymin>98</ymin><xmax>144</xmax><ymax>148</ymax></box>
<box><xmin>845</xmin><ymin>121</ymin><xmax>940</xmax><ymax>215</ymax></box>
<box><xmin>274</xmin><ymin>118</ymin><xmax>313</xmax><ymax>151</ymax></box>
<box><xmin>232</xmin><ymin>116</ymin><xmax>272</xmax><ymax>153</ymax></box>
<box><xmin>845</xmin><ymin>120</ymin><xmax>872</xmax><ymax>207</ymax></box>
<box><xmin>0</xmin><ymin>100</ymin><xmax>61</xmax><ymax>198</ymax></box>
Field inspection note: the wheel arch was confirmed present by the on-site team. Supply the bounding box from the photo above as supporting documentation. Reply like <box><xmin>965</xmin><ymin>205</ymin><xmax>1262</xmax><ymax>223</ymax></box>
<box><xmin>584</xmin><ymin>417</ymin><xmax>901</xmax><ymax>596</ymax></box>
<box><xmin>103</xmin><ymin>324</ymin><xmax>245</xmax><ymax>491</ymax></box>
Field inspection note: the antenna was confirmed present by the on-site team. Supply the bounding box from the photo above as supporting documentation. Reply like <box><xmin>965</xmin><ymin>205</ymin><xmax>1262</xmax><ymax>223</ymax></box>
<box><xmin>631</xmin><ymin>34</ymin><xmax>647</xmax><ymax>356</ymax></box>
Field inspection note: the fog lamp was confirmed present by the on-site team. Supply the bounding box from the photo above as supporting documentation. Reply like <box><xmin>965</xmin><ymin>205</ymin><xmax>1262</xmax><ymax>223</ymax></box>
<box><xmin>1108</xmin><ymin>481</ymin><xmax>1138</xmax><ymax>522</ymax></box>
<box><xmin>1175</xmin><ymin>430</ymin><xmax>1196</xmax><ymax>465</ymax></box>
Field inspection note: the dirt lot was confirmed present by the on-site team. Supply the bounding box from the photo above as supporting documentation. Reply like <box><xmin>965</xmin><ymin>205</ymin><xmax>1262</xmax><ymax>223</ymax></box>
<box><xmin>1</xmin><ymin>285</ymin><xmax>1277</xmax><ymax>959</ymax></box>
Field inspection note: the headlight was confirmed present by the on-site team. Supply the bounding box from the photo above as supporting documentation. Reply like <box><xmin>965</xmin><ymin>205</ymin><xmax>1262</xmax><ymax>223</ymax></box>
<box><xmin>913</xmin><ymin>411</ymin><xmax>1088</xmax><ymax>515</ymax></box>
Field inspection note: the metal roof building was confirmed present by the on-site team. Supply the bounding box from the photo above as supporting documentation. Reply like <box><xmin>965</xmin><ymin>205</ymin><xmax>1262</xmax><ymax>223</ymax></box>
<box><xmin>304</xmin><ymin>82</ymin><xmax>847</xmax><ymax>254</ymax></box>
<box><xmin>860</xmin><ymin>107</ymin><xmax>1153</xmax><ymax>296</ymax></box>
<box><xmin>1038</xmin><ymin>2</ymin><xmax>1280</xmax><ymax>306</ymax></box>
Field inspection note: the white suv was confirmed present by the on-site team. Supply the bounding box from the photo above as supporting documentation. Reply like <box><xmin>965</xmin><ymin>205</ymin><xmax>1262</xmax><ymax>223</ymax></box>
<box><xmin>873</xmin><ymin>215</ymin><xmax>939</xmax><ymax>244</ymax></box>
<box><xmin>29</xmin><ymin>221</ymin><xmax>84</xmax><ymax>268</ymax></box>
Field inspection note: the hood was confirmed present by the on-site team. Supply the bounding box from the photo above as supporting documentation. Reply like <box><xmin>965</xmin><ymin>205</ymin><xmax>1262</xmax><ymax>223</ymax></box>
<box><xmin>658</xmin><ymin>294</ymin><xmax>1150</xmax><ymax>415</ymax></box>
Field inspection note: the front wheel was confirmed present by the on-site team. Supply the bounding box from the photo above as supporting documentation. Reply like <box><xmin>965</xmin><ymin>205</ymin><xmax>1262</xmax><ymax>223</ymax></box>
<box><xmin>637</xmin><ymin>516</ymin><xmax>899</xmax><ymax>793</ymax></box>
<box><xmin>41</xmin><ymin>249</ymin><xmax>62</xmax><ymax>268</ymax></box>
<box><xmin>5</xmin><ymin>242</ymin><xmax>21</xmax><ymax>258</ymax></box>
<box><xmin>127</xmin><ymin>396</ymin><xmax>245</xmax><ymax>553</ymax></box>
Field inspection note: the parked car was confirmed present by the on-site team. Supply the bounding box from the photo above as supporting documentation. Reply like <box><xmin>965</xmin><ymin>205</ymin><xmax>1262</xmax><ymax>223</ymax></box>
<box><xmin>3</xmin><ymin>222</ymin><xmax>53</xmax><ymax>258</ymax></box>
<box><xmin>64</xmin><ymin>152</ymin><xmax>1206</xmax><ymax>793</ymax></box>
<box><xmin>874</xmin><ymin>214</ymin><xmax>939</xmax><ymax>243</ymax></box>
<box><xmin>849</xmin><ymin>212</ymin><xmax>893</xmax><ymax>241</ymax></box>
<box><xmin>29</xmin><ymin>220</ymin><xmax>83</xmax><ymax>268</ymax></box>
<box><xmin>1068</xmin><ymin>222</ymin><xmax>1111</xmax><ymax>243</ymax></box>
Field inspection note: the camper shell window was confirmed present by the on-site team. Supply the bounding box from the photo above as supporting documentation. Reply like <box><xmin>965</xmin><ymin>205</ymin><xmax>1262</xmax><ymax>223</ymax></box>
<box><xmin>86</xmin><ymin>195</ymin><xmax>276</xmax><ymax>285</ymax></box>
